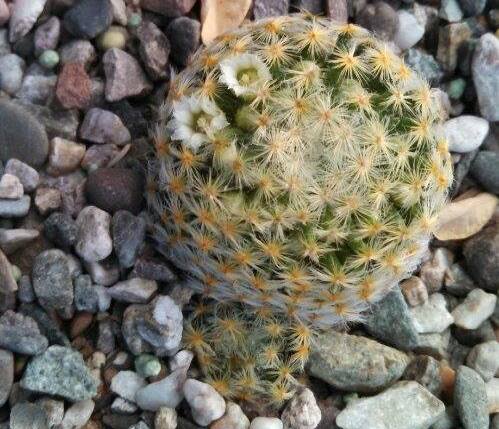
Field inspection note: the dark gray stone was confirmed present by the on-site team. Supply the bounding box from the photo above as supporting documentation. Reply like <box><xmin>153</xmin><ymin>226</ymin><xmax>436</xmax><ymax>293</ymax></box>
<box><xmin>470</xmin><ymin>151</ymin><xmax>499</xmax><ymax>195</ymax></box>
<box><xmin>0</xmin><ymin>310</ymin><xmax>48</xmax><ymax>355</ymax></box>
<box><xmin>453</xmin><ymin>320</ymin><xmax>496</xmax><ymax>347</ymax></box>
<box><xmin>43</xmin><ymin>212</ymin><xmax>77</xmax><ymax>248</ymax></box>
<box><xmin>63</xmin><ymin>0</ymin><xmax>113</xmax><ymax>39</ymax></box>
<box><xmin>133</xmin><ymin>256</ymin><xmax>177</xmax><ymax>283</ymax></box>
<box><xmin>21</xmin><ymin>345</ymin><xmax>98</xmax><ymax>401</ymax></box>
<box><xmin>112</xmin><ymin>210</ymin><xmax>146</xmax><ymax>268</ymax></box>
<box><xmin>166</xmin><ymin>17</ymin><xmax>200</xmax><ymax>68</ymax></box>
<box><xmin>253</xmin><ymin>0</ymin><xmax>289</xmax><ymax>18</ymax></box>
<box><xmin>458</xmin><ymin>0</ymin><xmax>486</xmax><ymax>16</ymax></box>
<box><xmin>32</xmin><ymin>249</ymin><xmax>74</xmax><ymax>310</ymax></box>
<box><xmin>356</xmin><ymin>1</ymin><xmax>399</xmax><ymax>41</ymax></box>
<box><xmin>449</xmin><ymin>149</ymin><xmax>478</xmax><ymax>197</ymax></box>
<box><xmin>463</xmin><ymin>224</ymin><xmax>499</xmax><ymax>292</ymax></box>
<box><xmin>402</xmin><ymin>355</ymin><xmax>441</xmax><ymax>395</ymax></box>
<box><xmin>18</xmin><ymin>274</ymin><xmax>35</xmax><ymax>303</ymax></box>
<box><xmin>85</xmin><ymin>168</ymin><xmax>144</xmax><ymax>215</ymax></box>
<box><xmin>136</xmin><ymin>21</ymin><xmax>170</xmax><ymax>81</ymax></box>
<box><xmin>74</xmin><ymin>274</ymin><xmax>110</xmax><ymax>313</ymax></box>
<box><xmin>19</xmin><ymin>303</ymin><xmax>70</xmax><ymax>346</ymax></box>
<box><xmin>291</xmin><ymin>0</ymin><xmax>323</xmax><ymax>14</ymax></box>
<box><xmin>454</xmin><ymin>366</ymin><xmax>489</xmax><ymax>429</ymax></box>
<box><xmin>364</xmin><ymin>288</ymin><xmax>420</xmax><ymax>351</ymax></box>
<box><xmin>0</xmin><ymin>100</ymin><xmax>48</xmax><ymax>167</ymax></box>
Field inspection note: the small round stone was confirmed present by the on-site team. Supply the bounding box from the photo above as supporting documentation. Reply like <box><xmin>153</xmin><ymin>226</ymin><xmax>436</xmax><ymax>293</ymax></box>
<box><xmin>97</xmin><ymin>26</ymin><xmax>128</xmax><ymax>51</ymax></box>
<box><xmin>38</xmin><ymin>49</ymin><xmax>60</xmax><ymax>69</ymax></box>
<box><xmin>135</xmin><ymin>354</ymin><xmax>162</xmax><ymax>378</ymax></box>
<box><xmin>128</xmin><ymin>13</ymin><xmax>142</xmax><ymax>28</ymax></box>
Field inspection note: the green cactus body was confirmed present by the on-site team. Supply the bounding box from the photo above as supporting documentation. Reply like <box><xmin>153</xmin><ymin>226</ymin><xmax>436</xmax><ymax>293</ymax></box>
<box><xmin>147</xmin><ymin>14</ymin><xmax>452</xmax><ymax>405</ymax></box>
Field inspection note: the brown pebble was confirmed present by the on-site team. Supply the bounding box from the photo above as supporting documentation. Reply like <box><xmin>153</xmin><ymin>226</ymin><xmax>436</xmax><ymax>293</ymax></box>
<box><xmin>440</xmin><ymin>365</ymin><xmax>456</xmax><ymax>402</ymax></box>
<box><xmin>103</xmin><ymin>366</ymin><xmax>119</xmax><ymax>386</ymax></box>
<box><xmin>70</xmin><ymin>312</ymin><xmax>94</xmax><ymax>338</ymax></box>
<box><xmin>55</xmin><ymin>63</ymin><xmax>92</xmax><ymax>110</ymax></box>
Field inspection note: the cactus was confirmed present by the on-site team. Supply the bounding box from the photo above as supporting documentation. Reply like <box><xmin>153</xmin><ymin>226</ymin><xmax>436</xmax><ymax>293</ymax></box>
<box><xmin>147</xmin><ymin>14</ymin><xmax>452</xmax><ymax>405</ymax></box>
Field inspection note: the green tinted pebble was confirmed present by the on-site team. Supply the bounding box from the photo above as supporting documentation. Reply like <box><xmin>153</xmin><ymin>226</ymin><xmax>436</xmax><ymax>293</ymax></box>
<box><xmin>135</xmin><ymin>354</ymin><xmax>161</xmax><ymax>377</ymax></box>
<box><xmin>447</xmin><ymin>78</ymin><xmax>466</xmax><ymax>100</ymax></box>
<box><xmin>38</xmin><ymin>50</ymin><xmax>59</xmax><ymax>69</ymax></box>
<box><xmin>11</xmin><ymin>264</ymin><xmax>21</xmax><ymax>282</ymax></box>
<box><xmin>128</xmin><ymin>13</ymin><xmax>142</xmax><ymax>28</ymax></box>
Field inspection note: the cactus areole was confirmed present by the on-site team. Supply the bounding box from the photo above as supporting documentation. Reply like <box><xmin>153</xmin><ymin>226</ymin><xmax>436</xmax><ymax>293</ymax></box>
<box><xmin>147</xmin><ymin>15</ymin><xmax>452</xmax><ymax>405</ymax></box>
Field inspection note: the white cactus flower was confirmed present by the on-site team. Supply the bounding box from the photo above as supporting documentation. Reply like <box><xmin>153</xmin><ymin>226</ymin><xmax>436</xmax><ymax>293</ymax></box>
<box><xmin>219</xmin><ymin>53</ymin><xmax>272</xmax><ymax>97</ymax></box>
<box><xmin>169</xmin><ymin>95</ymin><xmax>228</xmax><ymax>151</ymax></box>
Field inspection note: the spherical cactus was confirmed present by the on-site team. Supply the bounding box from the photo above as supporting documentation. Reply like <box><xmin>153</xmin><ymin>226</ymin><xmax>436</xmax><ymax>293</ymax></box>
<box><xmin>147</xmin><ymin>14</ymin><xmax>452</xmax><ymax>405</ymax></box>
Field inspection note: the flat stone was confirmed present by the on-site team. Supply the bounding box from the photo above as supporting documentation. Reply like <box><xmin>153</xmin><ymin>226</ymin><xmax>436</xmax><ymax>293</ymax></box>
<box><xmin>63</xmin><ymin>0</ymin><xmax>113</xmax><ymax>39</ymax></box>
<box><xmin>75</xmin><ymin>206</ymin><xmax>113</xmax><ymax>263</ymax></box>
<box><xmin>112</xmin><ymin>210</ymin><xmax>146</xmax><ymax>268</ymax></box>
<box><xmin>0</xmin><ymin>310</ymin><xmax>48</xmax><ymax>355</ymax></box>
<box><xmin>466</xmin><ymin>341</ymin><xmax>499</xmax><ymax>382</ymax></box>
<box><xmin>103</xmin><ymin>48</ymin><xmax>152</xmax><ymax>102</ymax></box>
<box><xmin>253</xmin><ymin>0</ymin><xmax>289</xmax><ymax>19</ymax></box>
<box><xmin>336</xmin><ymin>381</ymin><xmax>445</xmax><ymax>429</ymax></box>
<box><xmin>167</xmin><ymin>17</ymin><xmax>201</xmax><ymax>67</ymax></box>
<box><xmin>0</xmin><ymin>228</ymin><xmax>39</xmax><ymax>255</ymax></box>
<box><xmin>108</xmin><ymin>278</ymin><xmax>158</xmax><ymax>303</ymax></box>
<box><xmin>10</xmin><ymin>402</ymin><xmax>49</xmax><ymax>429</ymax></box>
<box><xmin>0</xmin><ymin>54</ymin><xmax>25</xmax><ymax>95</ymax></box>
<box><xmin>55</xmin><ymin>63</ymin><xmax>92</xmax><ymax>110</ymax></box>
<box><xmin>0</xmin><ymin>195</ymin><xmax>30</xmax><ymax>217</ymax></box>
<box><xmin>454</xmin><ymin>366</ymin><xmax>489</xmax><ymax>429</ymax></box>
<box><xmin>80</xmin><ymin>108</ymin><xmax>131</xmax><ymax>145</ymax></box>
<box><xmin>4</xmin><ymin>158</ymin><xmax>39</xmax><ymax>192</ymax></box>
<box><xmin>364</xmin><ymin>288</ymin><xmax>420</xmax><ymax>351</ymax></box>
<box><xmin>443</xmin><ymin>115</ymin><xmax>489</xmax><ymax>153</ymax></box>
<box><xmin>0</xmin><ymin>349</ymin><xmax>14</xmax><ymax>406</ymax></box>
<box><xmin>9</xmin><ymin>0</ymin><xmax>48</xmax><ymax>43</ymax></box>
<box><xmin>472</xmin><ymin>33</ymin><xmax>499</xmax><ymax>122</ymax></box>
<box><xmin>183</xmin><ymin>378</ymin><xmax>226</xmax><ymax>426</ymax></box>
<box><xmin>410</xmin><ymin>293</ymin><xmax>454</xmax><ymax>334</ymax></box>
<box><xmin>85</xmin><ymin>168</ymin><xmax>143</xmax><ymax>214</ymax></box>
<box><xmin>110</xmin><ymin>370</ymin><xmax>146</xmax><ymax>402</ymax></box>
<box><xmin>0</xmin><ymin>173</ymin><xmax>23</xmax><ymax>199</ymax></box>
<box><xmin>136</xmin><ymin>21</ymin><xmax>170</xmax><ymax>81</ymax></box>
<box><xmin>21</xmin><ymin>345</ymin><xmax>98</xmax><ymax>401</ymax></box>
<box><xmin>0</xmin><ymin>100</ymin><xmax>48</xmax><ymax>167</ymax></box>
<box><xmin>136</xmin><ymin>367</ymin><xmax>188</xmax><ymax>411</ymax></box>
<box><xmin>452</xmin><ymin>288</ymin><xmax>497</xmax><ymax>329</ymax></box>
<box><xmin>32</xmin><ymin>249</ymin><xmax>73</xmax><ymax>310</ymax></box>
<box><xmin>307</xmin><ymin>331</ymin><xmax>410</xmax><ymax>393</ymax></box>
<box><xmin>463</xmin><ymin>224</ymin><xmax>499</xmax><ymax>292</ymax></box>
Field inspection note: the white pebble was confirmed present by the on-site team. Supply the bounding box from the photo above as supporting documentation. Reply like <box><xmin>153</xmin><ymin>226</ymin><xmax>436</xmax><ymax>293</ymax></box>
<box><xmin>452</xmin><ymin>289</ymin><xmax>497</xmax><ymax>329</ymax></box>
<box><xmin>9</xmin><ymin>0</ymin><xmax>48</xmax><ymax>43</ymax></box>
<box><xmin>75</xmin><ymin>206</ymin><xmax>113</xmax><ymax>262</ymax></box>
<box><xmin>212</xmin><ymin>402</ymin><xmax>249</xmax><ymax>429</ymax></box>
<box><xmin>183</xmin><ymin>378</ymin><xmax>226</xmax><ymax>427</ymax></box>
<box><xmin>485</xmin><ymin>378</ymin><xmax>499</xmax><ymax>414</ymax></box>
<box><xmin>443</xmin><ymin>115</ymin><xmax>489</xmax><ymax>153</ymax></box>
<box><xmin>136</xmin><ymin>368</ymin><xmax>188</xmax><ymax>411</ymax></box>
<box><xmin>281</xmin><ymin>388</ymin><xmax>321</xmax><ymax>429</ymax></box>
<box><xmin>393</xmin><ymin>10</ymin><xmax>424</xmax><ymax>50</ymax></box>
<box><xmin>250</xmin><ymin>417</ymin><xmax>283</xmax><ymax>429</ymax></box>
<box><xmin>410</xmin><ymin>293</ymin><xmax>454</xmax><ymax>334</ymax></box>
<box><xmin>466</xmin><ymin>341</ymin><xmax>499</xmax><ymax>382</ymax></box>
<box><xmin>0</xmin><ymin>174</ymin><xmax>24</xmax><ymax>199</ymax></box>
<box><xmin>110</xmin><ymin>371</ymin><xmax>146</xmax><ymax>403</ymax></box>
<box><xmin>169</xmin><ymin>349</ymin><xmax>194</xmax><ymax>372</ymax></box>
<box><xmin>60</xmin><ymin>399</ymin><xmax>94</xmax><ymax>429</ymax></box>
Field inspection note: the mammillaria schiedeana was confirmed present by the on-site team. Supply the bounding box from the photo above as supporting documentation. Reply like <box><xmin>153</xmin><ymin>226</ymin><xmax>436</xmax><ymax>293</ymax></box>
<box><xmin>147</xmin><ymin>14</ymin><xmax>452</xmax><ymax>406</ymax></box>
